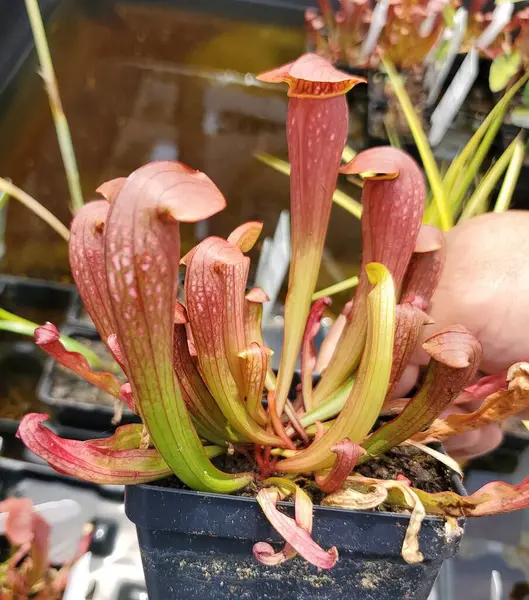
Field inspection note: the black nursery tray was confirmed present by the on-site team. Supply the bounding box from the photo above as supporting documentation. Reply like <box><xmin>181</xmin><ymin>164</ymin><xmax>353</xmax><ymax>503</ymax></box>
<box><xmin>0</xmin><ymin>454</ymin><xmax>123</xmax><ymax>503</ymax></box>
<box><xmin>0</xmin><ymin>275</ymin><xmax>75</xmax><ymax>341</ymax></box>
<box><xmin>0</xmin><ymin>343</ymin><xmax>44</xmax><ymax>431</ymax></box>
<box><xmin>0</xmin><ymin>276</ymin><xmax>76</xmax><ymax>428</ymax></box>
<box><xmin>66</xmin><ymin>292</ymin><xmax>95</xmax><ymax>332</ymax></box>
<box><xmin>0</xmin><ymin>453</ymin><xmax>121</xmax><ymax>564</ymax></box>
<box><xmin>37</xmin><ymin>325</ymin><xmax>139</xmax><ymax>430</ymax></box>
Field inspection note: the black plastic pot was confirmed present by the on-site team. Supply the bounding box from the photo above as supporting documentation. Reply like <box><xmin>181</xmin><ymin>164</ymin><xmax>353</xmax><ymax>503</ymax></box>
<box><xmin>126</xmin><ymin>475</ymin><xmax>465</xmax><ymax>600</ymax></box>
<box><xmin>37</xmin><ymin>325</ymin><xmax>139</xmax><ymax>430</ymax></box>
<box><xmin>0</xmin><ymin>276</ymin><xmax>75</xmax><ymax>429</ymax></box>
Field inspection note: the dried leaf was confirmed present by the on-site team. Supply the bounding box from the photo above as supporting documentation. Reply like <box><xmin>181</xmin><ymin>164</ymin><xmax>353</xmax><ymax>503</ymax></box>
<box><xmin>322</xmin><ymin>481</ymin><xmax>388</xmax><ymax>510</ymax></box>
<box><xmin>394</xmin><ymin>484</ymin><xmax>425</xmax><ymax>564</ymax></box>
<box><xmin>322</xmin><ymin>481</ymin><xmax>389</xmax><ymax>510</ymax></box>
<box><xmin>415</xmin><ymin>362</ymin><xmax>529</xmax><ymax>443</ymax></box>
<box><xmin>403</xmin><ymin>440</ymin><xmax>463</xmax><ymax>477</ymax></box>
<box><xmin>403</xmin><ymin>477</ymin><xmax>529</xmax><ymax>518</ymax></box>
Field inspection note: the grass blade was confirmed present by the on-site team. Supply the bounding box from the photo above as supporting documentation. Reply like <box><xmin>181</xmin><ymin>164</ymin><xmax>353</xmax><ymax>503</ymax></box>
<box><xmin>444</xmin><ymin>74</ymin><xmax>529</xmax><ymax>219</ymax></box>
<box><xmin>0</xmin><ymin>178</ymin><xmax>69</xmax><ymax>240</ymax></box>
<box><xmin>459</xmin><ymin>137</ymin><xmax>518</xmax><ymax>221</ymax></box>
<box><xmin>312</xmin><ymin>275</ymin><xmax>359</xmax><ymax>300</ymax></box>
<box><xmin>382</xmin><ymin>56</ymin><xmax>451</xmax><ymax>231</ymax></box>
<box><xmin>494</xmin><ymin>135</ymin><xmax>525</xmax><ymax>213</ymax></box>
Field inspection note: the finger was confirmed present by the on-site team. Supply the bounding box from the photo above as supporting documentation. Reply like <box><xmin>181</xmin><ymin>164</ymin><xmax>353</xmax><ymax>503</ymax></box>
<box><xmin>445</xmin><ymin>424</ymin><xmax>504</xmax><ymax>462</ymax></box>
<box><xmin>411</xmin><ymin>212</ymin><xmax>529</xmax><ymax>373</ymax></box>
<box><xmin>391</xmin><ymin>364</ymin><xmax>420</xmax><ymax>399</ymax></box>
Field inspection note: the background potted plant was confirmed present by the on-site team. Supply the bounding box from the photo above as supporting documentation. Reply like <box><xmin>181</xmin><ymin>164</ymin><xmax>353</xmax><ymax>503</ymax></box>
<box><xmin>0</xmin><ymin>496</ymin><xmax>91</xmax><ymax>599</ymax></box>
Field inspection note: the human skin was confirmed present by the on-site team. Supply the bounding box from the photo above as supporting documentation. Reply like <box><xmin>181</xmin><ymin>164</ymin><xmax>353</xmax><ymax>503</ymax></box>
<box><xmin>401</xmin><ymin>210</ymin><xmax>529</xmax><ymax>460</ymax></box>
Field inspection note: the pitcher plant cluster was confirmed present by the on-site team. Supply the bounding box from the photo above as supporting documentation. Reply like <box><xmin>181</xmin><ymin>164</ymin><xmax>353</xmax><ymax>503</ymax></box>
<box><xmin>0</xmin><ymin>498</ymin><xmax>90</xmax><ymax>599</ymax></box>
<box><xmin>16</xmin><ymin>54</ymin><xmax>529</xmax><ymax>569</ymax></box>
<box><xmin>309</xmin><ymin>0</ymin><xmax>529</xmax><ymax>84</ymax></box>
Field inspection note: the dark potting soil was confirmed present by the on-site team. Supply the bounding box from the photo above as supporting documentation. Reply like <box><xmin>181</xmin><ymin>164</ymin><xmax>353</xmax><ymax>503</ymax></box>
<box><xmin>50</xmin><ymin>337</ymin><xmax>124</xmax><ymax>408</ymax></box>
<box><xmin>0</xmin><ymin>370</ymin><xmax>43</xmax><ymax>419</ymax></box>
<box><xmin>0</xmin><ymin>353</ymin><xmax>44</xmax><ymax>419</ymax></box>
<box><xmin>156</xmin><ymin>445</ymin><xmax>453</xmax><ymax>504</ymax></box>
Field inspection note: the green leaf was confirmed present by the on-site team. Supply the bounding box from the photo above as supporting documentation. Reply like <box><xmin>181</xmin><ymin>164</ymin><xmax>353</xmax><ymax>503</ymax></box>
<box><xmin>443</xmin><ymin>4</ymin><xmax>455</xmax><ymax>28</ymax></box>
<box><xmin>312</xmin><ymin>276</ymin><xmax>359</xmax><ymax>301</ymax></box>
<box><xmin>489</xmin><ymin>52</ymin><xmax>522</xmax><ymax>93</ymax></box>
<box><xmin>460</xmin><ymin>136</ymin><xmax>519</xmax><ymax>221</ymax></box>
<box><xmin>440</xmin><ymin>72</ymin><xmax>529</xmax><ymax>220</ymax></box>
<box><xmin>494</xmin><ymin>134</ymin><xmax>525</xmax><ymax>212</ymax></box>
<box><xmin>382</xmin><ymin>57</ymin><xmax>452</xmax><ymax>231</ymax></box>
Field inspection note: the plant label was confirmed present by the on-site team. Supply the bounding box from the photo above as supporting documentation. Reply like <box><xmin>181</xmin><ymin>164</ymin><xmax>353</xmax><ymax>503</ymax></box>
<box><xmin>360</xmin><ymin>0</ymin><xmax>390</xmax><ymax>62</ymax></box>
<box><xmin>426</xmin><ymin>7</ymin><xmax>468</xmax><ymax>107</ymax></box>
<box><xmin>476</xmin><ymin>2</ymin><xmax>514</xmax><ymax>50</ymax></box>
<box><xmin>420</xmin><ymin>0</ymin><xmax>450</xmax><ymax>38</ymax></box>
<box><xmin>429</xmin><ymin>47</ymin><xmax>479</xmax><ymax>146</ymax></box>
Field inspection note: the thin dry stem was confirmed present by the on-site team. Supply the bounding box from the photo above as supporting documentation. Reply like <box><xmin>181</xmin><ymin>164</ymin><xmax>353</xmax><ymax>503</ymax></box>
<box><xmin>0</xmin><ymin>178</ymin><xmax>69</xmax><ymax>241</ymax></box>
<box><xmin>25</xmin><ymin>0</ymin><xmax>84</xmax><ymax>213</ymax></box>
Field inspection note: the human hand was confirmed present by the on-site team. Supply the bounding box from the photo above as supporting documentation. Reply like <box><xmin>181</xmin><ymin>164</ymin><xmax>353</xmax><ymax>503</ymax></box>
<box><xmin>402</xmin><ymin>210</ymin><xmax>529</xmax><ymax>460</ymax></box>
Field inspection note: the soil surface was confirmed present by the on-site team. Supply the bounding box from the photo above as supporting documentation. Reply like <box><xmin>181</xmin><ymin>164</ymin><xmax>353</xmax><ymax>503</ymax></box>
<box><xmin>0</xmin><ymin>357</ymin><xmax>44</xmax><ymax>419</ymax></box>
<box><xmin>156</xmin><ymin>445</ymin><xmax>454</xmax><ymax>504</ymax></box>
<box><xmin>50</xmin><ymin>337</ymin><xmax>124</xmax><ymax>408</ymax></box>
